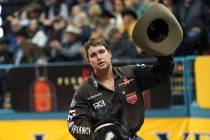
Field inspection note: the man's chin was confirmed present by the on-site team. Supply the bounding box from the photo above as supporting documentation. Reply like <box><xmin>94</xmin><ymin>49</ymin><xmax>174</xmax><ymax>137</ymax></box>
<box><xmin>96</xmin><ymin>65</ymin><xmax>109</xmax><ymax>71</ymax></box>
<box><xmin>97</xmin><ymin>67</ymin><xmax>106</xmax><ymax>71</ymax></box>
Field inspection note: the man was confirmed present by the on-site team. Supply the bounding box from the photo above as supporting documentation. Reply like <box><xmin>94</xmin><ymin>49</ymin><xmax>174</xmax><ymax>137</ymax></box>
<box><xmin>119</xmin><ymin>9</ymin><xmax>137</xmax><ymax>40</ymax></box>
<box><xmin>48</xmin><ymin>25</ymin><xmax>83</xmax><ymax>62</ymax></box>
<box><xmin>109</xmin><ymin>28</ymin><xmax>138</xmax><ymax>60</ymax></box>
<box><xmin>175</xmin><ymin>0</ymin><xmax>209</xmax><ymax>55</ymax></box>
<box><xmin>67</xmin><ymin>38</ymin><xmax>174</xmax><ymax>139</ymax></box>
<box><xmin>0</xmin><ymin>37</ymin><xmax>13</xmax><ymax>64</ymax></box>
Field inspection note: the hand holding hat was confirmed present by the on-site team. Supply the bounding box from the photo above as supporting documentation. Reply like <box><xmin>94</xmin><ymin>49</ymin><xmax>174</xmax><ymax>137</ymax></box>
<box><xmin>132</xmin><ymin>3</ymin><xmax>183</xmax><ymax>56</ymax></box>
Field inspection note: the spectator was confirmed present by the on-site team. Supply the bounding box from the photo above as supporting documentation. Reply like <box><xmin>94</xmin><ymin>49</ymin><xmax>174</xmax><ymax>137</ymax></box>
<box><xmin>87</xmin><ymin>1</ymin><xmax>102</xmax><ymax>28</ymax></box>
<box><xmin>0</xmin><ymin>37</ymin><xmax>13</xmax><ymax>64</ymax></box>
<box><xmin>113</xmin><ymin>0</ymin><xmax>125</xmax><ymax>28</ymax></box>
<box><xmin>97</xmin><ymin>9</ymin><xmax>116</xmax><ymax>39</ymax></box>
<box><xmin>131</xmin><ymin>0</ymin><xmax>149</xmax><ymax>19</ymax></box>
<box><xmin>6</xmin><ymin>17</ymin><xmax>22</xmax><ymax>54</ymax></box>
<box><xmin>48</xmin><ymin>25</ymin><xmax>83</xmax><ymax>62</ymax></box>
<box><xmin>14</xmin><ymin>28</ymin><xmax>43</xmax><ymax>65</ymax></box>
<box><xmin>70</xmin><ymin>4</ymin><xmax>92</xmax><ymax>43</ymax></box>
<box><xmin>26</xmin><ymin>19</ymin><xmax>41</xmax><ymax>39</ymax></box>
<box><xmin>29</xmin><ymin>42</ymin><xmax>48</xmax><ymax>64</ymax></box>
<box><xmin>77</xmin><ymin>14</ymin><xmax>93</xmax><ymax>44</ymax></box>
<box><xmin>19</xmin><ymin>2</ymin><xmax>42</xmax><ymax>25</ymax></box>
<box><xmin>70</xmin><ymin>4</ymin><xmax>87</xmax><ymax>26</ymax></box>
<box><xmin>40</xmin><ymin>0</ymin><xmax>69</xmax><ymax>25</ymax></box>
<box><xmin>119</xmin><ymin>9</ymin><xmax>137</xmax><ymax>40</ymax></box>
<box><xmin>175</xmin><ymin>0</ymin><xmax>209</xmax><ymax>55</ymax></box>
<box><xmin>25</xmin><ymin>2</ymin><xmax>43</xmax><ymax>19</ymax></box>
<box><xmin>47</xmin><ymin>16</ymin><xmax>66</xmax><ymax>43</ymax></box>
<box><xmin>76</xmin><ymin>0</ymin><xmax>89</xmax><ymax>13</ymax></box>
<box><xmin>109</xmin><ymin>28</ymin><xmax>138</xmax><ymax>60</ymax></box>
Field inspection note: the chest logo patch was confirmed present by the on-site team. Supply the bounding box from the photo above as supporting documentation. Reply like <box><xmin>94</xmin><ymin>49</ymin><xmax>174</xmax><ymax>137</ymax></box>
<box><xmin>126</xmin><ymin>91</ymin><xmax>138</xmax><ymax>104</ymax></box>
<box><xmin>119</xmin><ymin>78</ymin><xmax>134</xmax><ymax>86</ymax></box>
<box><xmin>93</xmin><ymin>100</ymin><xmax>106</xmax><ymax>110</ymax></box>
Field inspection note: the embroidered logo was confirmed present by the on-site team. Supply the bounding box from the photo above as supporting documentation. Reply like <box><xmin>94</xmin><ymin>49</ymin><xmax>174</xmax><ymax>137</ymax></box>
<box><xmin>87</xmin><ymin>93</ymin><xmax>102</xmax><ymax>100</ymax></box>
<box><xmin>93</xmin><ymin>100</ymin><xmax>106</xmax><ymax>110</ymax></box>
<box><xmin>68</xmin><ymin>109</ymin><xmax>77</xmax><ymax>121</ymax></box>
<box><xmin>126</xmin><ymin>91</ymin><xmax>138</xmax><ymax>104</ymax></box>
<box><xmin>119</xmin><ymin>78</ymin><xmax>134</xmax><ymax>86</ymax></box>
<box><xmin>94</xmin><ymin>80</ymin><xmax>98</xmax><ymax>87</ymax></box>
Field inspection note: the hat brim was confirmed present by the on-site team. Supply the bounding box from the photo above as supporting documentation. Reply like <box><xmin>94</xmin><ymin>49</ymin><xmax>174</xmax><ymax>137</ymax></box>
<box><xmin>132</xmin><ymin>3</ymin><xmax>183</xmax><ymax>56</ymax></box>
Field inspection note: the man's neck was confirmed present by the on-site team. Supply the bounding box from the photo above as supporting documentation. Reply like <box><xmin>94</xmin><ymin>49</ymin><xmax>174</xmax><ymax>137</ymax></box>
<box><xmin>94</xmin><ymin>66</ymin><xmax>115</xmax><ymax>91</ymax></box>
<box><xmin>94</xmin><ymin>66</ymin><xmax>113</xmax><ymax>82</ymax></box>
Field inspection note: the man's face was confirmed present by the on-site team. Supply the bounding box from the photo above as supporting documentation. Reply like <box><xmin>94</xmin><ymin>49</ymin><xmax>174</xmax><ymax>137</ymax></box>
<box><xmin>87</xmin><ymin>45</ymin><xmax>112</xmax><ymax>71</ymax></box>
<box><xmin>123</xmin><ymin>15</ymin><xmax>134</xmax><ymax>27</ymax></box>
<box><xmin>16</xmin><ymin>36</ymin><xmax>26</xmax><ymax>46</ymax></box>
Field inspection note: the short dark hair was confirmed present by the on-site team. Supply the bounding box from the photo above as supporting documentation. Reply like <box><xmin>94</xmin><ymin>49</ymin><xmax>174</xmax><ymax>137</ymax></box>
<box><xmin>15</xmin><ymin>28</ymin><xmax>28</xmax><ymax>38</ymax></box>
<box><xmin>84</xmin><ymin>38</ymin><xmax>110</xmax><ymax>59</ymax></box>
<box><xmin>122</xmin><ymin>9</ymin><xmax>137</xmax><ymax>20</ymax></box>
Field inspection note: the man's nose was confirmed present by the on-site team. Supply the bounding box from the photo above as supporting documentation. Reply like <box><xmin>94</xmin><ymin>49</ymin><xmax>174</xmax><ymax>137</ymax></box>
<box><xmin>97</xmin><ymin>54</ymin><xmax>102</xmax><ymax>60</ymax></box>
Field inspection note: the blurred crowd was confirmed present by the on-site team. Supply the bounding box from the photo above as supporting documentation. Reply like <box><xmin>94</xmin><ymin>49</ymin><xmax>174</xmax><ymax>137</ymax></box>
<box><xmin>0</xmin><ymin>0</ymin><xmax>210</xmax><ymax>65</ymax></box>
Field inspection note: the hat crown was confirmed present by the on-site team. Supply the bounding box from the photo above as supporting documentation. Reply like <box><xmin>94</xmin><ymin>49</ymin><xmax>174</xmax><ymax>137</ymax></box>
<box><xmin>147</xmin><ymin>18</ymin><xmax>169</xmax><ymax>43</ymax></box>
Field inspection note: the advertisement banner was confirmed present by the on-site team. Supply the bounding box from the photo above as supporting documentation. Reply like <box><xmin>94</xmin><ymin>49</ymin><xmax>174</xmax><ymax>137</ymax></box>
<box><xmin>1</xmin><ymin>118</ymin><xmax>210</xmax><ymax>140</ymax></box>
<box><xmin>140</xmin><ymin>118</ymin><xmax>210</xmax><ymax>140</ymax></box>
<box><xmin>0</xmin><ymin>120</ymin><xmax>73</xmax><ymax>140</ymax></box>
<box><xmin>139</xmin><ymin>118</ymin><xmax>189</xmax><ymax>140</ymax></box>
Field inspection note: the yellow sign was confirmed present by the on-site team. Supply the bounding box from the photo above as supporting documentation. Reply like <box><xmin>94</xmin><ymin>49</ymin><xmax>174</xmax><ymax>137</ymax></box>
<box><xmin>0</xmin><ymin>118</ymin><xmax>210</xmax><ymax>140</ymax></box>
<box><xmin>140</xmin><ymin>118</ymin><xmax>210</xmax><ymax>140</ymax></box>
<box><xmin>0</xmin><ymin>120</ymin><xmax>73</xmax><ymax>140</ymax></box>
<box><xmin>195</xmin><ymin>56</ymin><xmax>210</xmax><ymax>109</ymax></box>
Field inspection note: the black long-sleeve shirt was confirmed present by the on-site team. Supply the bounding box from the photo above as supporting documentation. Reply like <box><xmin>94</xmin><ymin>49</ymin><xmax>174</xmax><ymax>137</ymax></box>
<box><xmin>67</xmin><ymin>55</ymin><xmax>174</xmax><ymax>140</ymax></box>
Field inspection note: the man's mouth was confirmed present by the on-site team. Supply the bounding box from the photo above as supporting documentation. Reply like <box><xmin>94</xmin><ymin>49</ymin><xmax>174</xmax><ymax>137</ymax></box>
<box><xmin>98</xmin><ymin>62</ymin><xmax>105</xmax><ymax>66</ymax></box>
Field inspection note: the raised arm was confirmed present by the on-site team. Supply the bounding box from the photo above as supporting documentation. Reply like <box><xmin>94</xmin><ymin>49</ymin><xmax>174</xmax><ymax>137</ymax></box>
<box><xmin>136</xmin><ymin>55</ymin><xmax>174</xmax><ymax>91</ymax></box>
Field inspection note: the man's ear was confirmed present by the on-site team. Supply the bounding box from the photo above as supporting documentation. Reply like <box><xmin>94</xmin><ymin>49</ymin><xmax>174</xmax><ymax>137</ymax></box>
<box><xmin>82</xmin><ymin>56</ymin><xmax>89</xmax><ymax>64</ymax></box>
<box><xmin>86</xmin><ymin>58</ymin><xmax>90</xmax><ymax>64</ymax></box>
<box><xmin>81</xmin><ymin>48</ymin><xmax>89</xmax><ymax>63</ymax></box>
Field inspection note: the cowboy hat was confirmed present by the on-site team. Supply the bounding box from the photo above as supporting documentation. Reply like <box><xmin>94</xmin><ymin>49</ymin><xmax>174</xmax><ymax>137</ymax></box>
<box><xmin>132</xmin><ymin>3</ymin><xmax>183</xmax><ymax>56</ymax></box>
<box><xmin>66</xmin><ymin>25</ymin><xmax>81</xmax><ymax>35</ymax></box>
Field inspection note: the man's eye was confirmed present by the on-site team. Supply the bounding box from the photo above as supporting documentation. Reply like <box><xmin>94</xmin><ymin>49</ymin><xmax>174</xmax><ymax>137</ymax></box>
<box><xmin>99</xmin><ymin>49</ymin><xmax>105</xmax><ymax>54</ymax></box>
<box><xmin>90</xmin><ymin>53</ymin><xmax>96</xmax><ymax>58</ymax></box>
